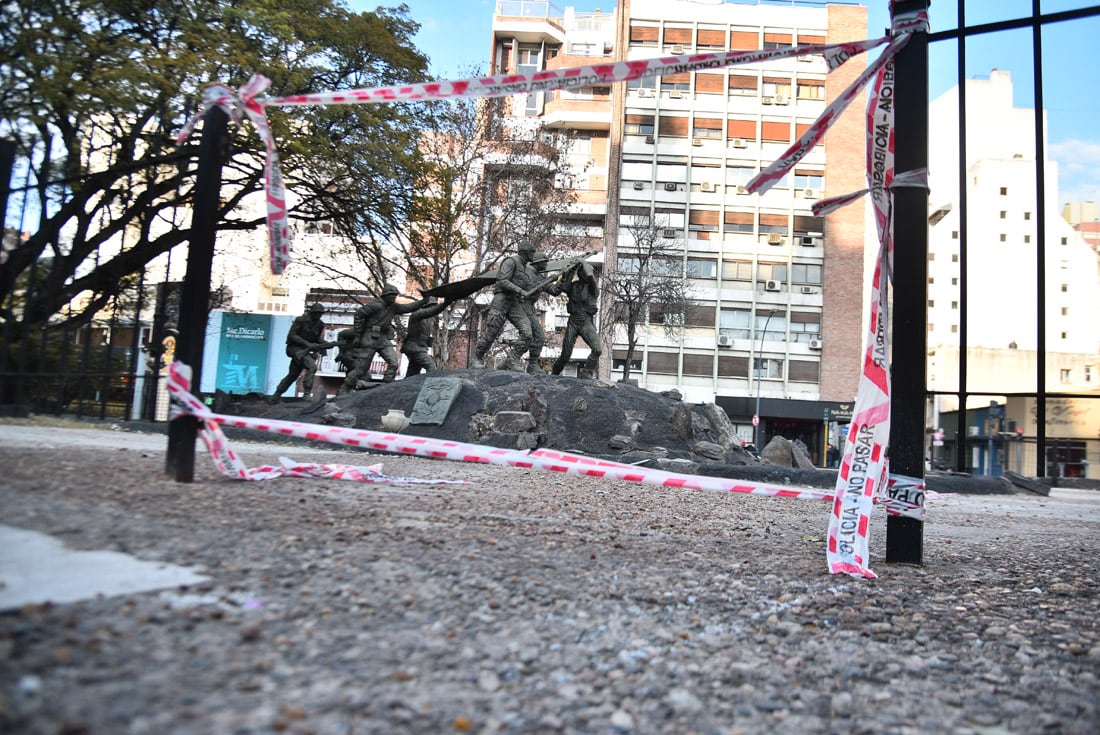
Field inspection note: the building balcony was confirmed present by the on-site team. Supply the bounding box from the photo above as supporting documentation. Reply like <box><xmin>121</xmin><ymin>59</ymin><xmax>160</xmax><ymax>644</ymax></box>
<box><xmin>540</xmin><ymin>96</ymin><xmax>612</xmax><ymax>130</ymax></box>
<box><xmin>493</xmin><ymin>1</ymin><xmax>567</xmax><ymax>44</ymax></box>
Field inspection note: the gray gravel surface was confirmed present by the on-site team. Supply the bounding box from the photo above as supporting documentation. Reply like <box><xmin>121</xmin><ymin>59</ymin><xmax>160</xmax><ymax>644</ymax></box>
<box><xmin>1</xmin><ymin>419</ymin><xmax>1098</xmax><ymax>735</ymax></box>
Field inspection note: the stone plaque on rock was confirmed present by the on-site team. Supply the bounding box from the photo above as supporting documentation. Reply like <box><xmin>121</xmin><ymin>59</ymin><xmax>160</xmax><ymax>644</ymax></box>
<box><xmin>409</xmin><ymin>376</ymin><xmax>462</xmax><ymax>426</ymax></box>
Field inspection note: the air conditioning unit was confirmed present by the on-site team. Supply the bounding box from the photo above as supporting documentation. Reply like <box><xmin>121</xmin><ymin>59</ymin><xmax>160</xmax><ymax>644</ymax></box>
<box><xmin>799</xmin><ymin>54</ymin><xmax>814</xmax><ymax>63</ymax></box>
<box><xmin>775</xmin><ymin>94</ymin><xmax>789</xmax><ymax>105</ymax></box>
<box><xmin>809</xmin><ymin>338</ymin><xmax>823</xmax><ymax>350</ymax></box>
<box><xmin>661</xmin><ymin>228</ymin><xmax>677</xmax><ymax>238</ymax></box>
<box><xmin>632</xmin><ymin>181</ymin><xmax>645</xmax><ymax>190</ymax></box>
<box><xmin>968</xmin><ymin>425</ymin><xmax>981</xmax><ymax>437</ymax></box>
<box><xmin>803</xmin><ymin>188</ymin><xmax>817</xmax><ymax>199</ymax></box>
<box><xmin>762</xmin><ymin>96</ymin><xmax>774</xmax><ymax>105</ymax></box>
<box><xmin>692</xmin><ymin>137</ymin><xmax>703</xmax><ymax>146</ymax></box>
<box><xmin>731</xmin><ymin>138</ymin><xmax>748</xmax><ymax>149</ymax></box>
<box><xmin>800</xmin><ymin>285</ymin><xmax>817</xmax><ymax>295</ymax></box>
<box><xmin>669</xmin><ymin>89</ymin><xmax>684</xmax><ymax>99</ymax></box>
<box><xmin>736</xmin><ymin>185</ymin><xmax>749</xmax><ymax>195</ymax></box>
<box><xmin>645</xmin><ymin>134</ymin><xmax>655</xmax><ymax>144</ymax></box>
<box><xmin>671</xmin><ymin>44</ymin><xmax>684</xmax><ymax>54</ymax></box>
<box><xmin>664</xmin><ymin>182</ymin><xmax>678</xmax><ymax>191</ymax></box>
<box><xmin>767</xmin><ymin>233</ymin><xmax>783</xmax><ymax>245</ymax></box>
<box><xmin>717</xmin><ymin>334</ymin><xmax>735</xmax><ymax>348</ymax></box>
<box><xmin>637</xmin><ymin>87</ymin><xmax>652</xmax><ymax>98</ymax></box>
<box><xmin>700</xmin><ymin>182</ymin><xmax>715</xmax><ymax>192</ymax></box>
<box><xmin>765</xmin><ymin>279</ymin><xmax>782</xmax><ymax>292</ymax></box>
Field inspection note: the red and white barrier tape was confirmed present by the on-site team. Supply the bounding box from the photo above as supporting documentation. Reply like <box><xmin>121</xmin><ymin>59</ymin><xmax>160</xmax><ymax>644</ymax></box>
<box><xmin>177</xmin><ymin>37</ymin><xmax>887</xmax><ymax>275</ymax></box>
<box><xmin>166</xmin><ymin>362</ymin><xmax>926</xmax><ymax>517</ymax></box>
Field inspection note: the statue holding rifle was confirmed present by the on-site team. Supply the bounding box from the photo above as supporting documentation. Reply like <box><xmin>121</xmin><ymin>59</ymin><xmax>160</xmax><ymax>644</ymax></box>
<box><xmin>339</xmin><ymin>283</ymin><xmax>427</xmax><ymax>392</ymax></box>
<box><xmin>272</xmin><ymin>302</ymin><xmax>335</xmax><ymax>400</ymax></box>
<box><xmin>472</xmin><ymin>240</ymin><xmax>539</xmax><ymax>372</ymax></box>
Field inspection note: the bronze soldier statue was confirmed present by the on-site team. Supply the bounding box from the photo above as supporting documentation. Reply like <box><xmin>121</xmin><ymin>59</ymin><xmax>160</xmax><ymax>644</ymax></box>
<box><xmin>401</xmin><ymin>296</ymin><xmax>455</xmax><ymax>376</ymax></box>
<box><xmin>339</xmin><ymin>283</ymin><xmax>426</xmax><ymax>392</ymax></box>
<box><xmin>472</xmin><ymin>240</ymin><xmax>539</xmax><ymax>371</ymax></box>
<box><xmin>549</xmin><ymin>261</ymin><xmax>601</xmax><ymax>378</ymax></box>
<box><xmin>272</xmin><ymin>302</ymin><xmax>334</xmax><ymax>400</ymax></box>
<box><xmin>518</xmin><ymin>251</ymin><xmax>555</xmax><ymax>374</ymax></box>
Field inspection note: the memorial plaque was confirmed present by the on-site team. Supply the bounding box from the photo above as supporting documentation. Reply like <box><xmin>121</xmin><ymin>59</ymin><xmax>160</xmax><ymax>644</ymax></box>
<box><xmin>409</xmin><ymin>376</ymin><xmax>462</xmax><ymax>426</ymax></box>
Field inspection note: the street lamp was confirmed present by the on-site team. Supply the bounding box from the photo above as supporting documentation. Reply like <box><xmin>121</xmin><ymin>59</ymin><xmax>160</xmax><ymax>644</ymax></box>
<box><xmin>753</xmin><ymin>308</ymin><xmax>777</xmax><ymax>450</ymax></box>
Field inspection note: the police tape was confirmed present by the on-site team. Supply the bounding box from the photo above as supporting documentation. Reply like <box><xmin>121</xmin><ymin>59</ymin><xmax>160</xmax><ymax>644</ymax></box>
<box><xmin>167</xmin><ymin>362</ymin><xmax>926</xmax><ymax>518</ymax></box>
<box><xmin>177</xmin><ymin>37</ymin><xmax>890</xmax><ymax>275</ymax></box>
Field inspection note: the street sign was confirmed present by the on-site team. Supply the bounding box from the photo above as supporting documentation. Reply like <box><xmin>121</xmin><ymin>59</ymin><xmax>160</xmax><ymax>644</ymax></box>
<box><xmin>752</xmin><ymin>414</ymin><xmax>759</xmax><ymax>427</ymax></box>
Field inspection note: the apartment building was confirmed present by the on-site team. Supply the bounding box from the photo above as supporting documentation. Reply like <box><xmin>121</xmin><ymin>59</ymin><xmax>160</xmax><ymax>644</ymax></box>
<box><xmin>490</xmin><ymin>0</ymin><xmax>869</xmax><ymax>453</ymax></box>
<box><xmin>925</xmin><ymin>69</ymin><xmax>1100</xmax><ymax>475</ymax></box>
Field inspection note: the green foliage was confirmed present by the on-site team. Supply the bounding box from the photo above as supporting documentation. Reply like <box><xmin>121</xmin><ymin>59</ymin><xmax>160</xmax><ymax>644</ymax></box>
<box><xmin>0</xmin><ymin>0</ymin><xmax>430</xmax><ymax>329</ymax></box>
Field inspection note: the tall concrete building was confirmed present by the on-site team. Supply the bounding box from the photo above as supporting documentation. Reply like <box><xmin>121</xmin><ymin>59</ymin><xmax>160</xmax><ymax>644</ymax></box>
<box><xmin>490</xmin><ymin>0</ymin><xmax>870</xmax><ymax>455</ymax></box>
<box><xmin>925</xmin><ymin>69</ymin><xmax>1100</xmax><ymax>476</ymax></box>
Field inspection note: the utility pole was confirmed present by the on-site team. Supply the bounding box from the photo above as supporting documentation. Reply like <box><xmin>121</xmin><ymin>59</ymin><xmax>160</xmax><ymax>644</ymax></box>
<box><xmin>166</xmin><ymin>105</ymin><xmax>229</xmax><ymax>482</ymax></box>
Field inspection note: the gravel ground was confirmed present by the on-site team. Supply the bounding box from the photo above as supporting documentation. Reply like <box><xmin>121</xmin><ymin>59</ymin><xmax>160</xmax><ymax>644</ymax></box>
<box><xmin>1</xmin><ymin>418</ymin><xmax>1098</xmax><ymax>735</ymax></box>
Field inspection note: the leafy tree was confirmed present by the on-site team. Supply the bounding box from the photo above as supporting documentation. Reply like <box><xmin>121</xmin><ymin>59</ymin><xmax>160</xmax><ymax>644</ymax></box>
<box><xmin>0</xmin><ymin>0</ymin><xmax>430</xmax><ymax>332</ymax></box>
<box><xmin>602</xmin><ymin>213</ymin><xmax>695</xmax><ymax>382</ymax></box>
<box><xmin>344</xmin><ymin>89</ymin><xmax>587</xmax><ymax>368</ymax></box>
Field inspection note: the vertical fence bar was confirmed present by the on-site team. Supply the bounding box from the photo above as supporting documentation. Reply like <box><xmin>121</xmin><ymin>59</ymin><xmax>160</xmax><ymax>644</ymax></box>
<box><xmin>166</xmin><ymin>105</ymin><xmax>229</xmax><ymax>482</ymax></box>
<box><xmin>1030</xmin><ymin>0</ymin><xmax>1048</xmax><ymax>477</ymax></box>
<box><xmin>886</xmin><ymin>0</ymin><xmax>929</xmax><ymax>564</ymax></box>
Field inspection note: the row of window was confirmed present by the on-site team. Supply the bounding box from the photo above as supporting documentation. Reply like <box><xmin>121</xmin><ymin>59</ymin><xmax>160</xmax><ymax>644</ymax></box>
<box><xmin>627</xmin><ymin>24</ymin><xmax>827</xmax><ymax>53</ymax></box>
<box><xmin>613</xmin><ymin>351</ymin><xmax>821</xmax><ymax>382</ymax></box>
<box><xmin>621</xmin><ymin>157</ymin><xmax>823</xmax><ymax>189</ymax></box>
<box><xmin>625</xmin><ymin>114</ymin><xmax>818</xmax><ymax>146</ymax></box>
<box><xmin>626</xmin><ymin>75</ymin><xmax>825</xmax><ymax>100</ymax></box>
<box><xmin>616</xmin><ymin>256</ymin><xmax>823</xmax><ymax>285</ymax></box>
<box><xmin>618</xmin><ymin>208</ymin><xmax>825</xmax><ymax>239</ymax></box>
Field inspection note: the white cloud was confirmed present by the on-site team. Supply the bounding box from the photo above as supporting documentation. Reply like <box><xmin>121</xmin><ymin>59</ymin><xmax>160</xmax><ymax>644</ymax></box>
<box><xmin>1048</xmin><ymin>138</ymin><xmax>1100</xmax><ymax>207</ymax></box>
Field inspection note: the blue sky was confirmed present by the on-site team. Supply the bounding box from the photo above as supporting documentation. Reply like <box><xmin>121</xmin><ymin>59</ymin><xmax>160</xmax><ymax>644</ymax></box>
<box><xmin>361</xmin><ymin>1</ymin><xmax>1100</xmax><ymax>207</ymax></box>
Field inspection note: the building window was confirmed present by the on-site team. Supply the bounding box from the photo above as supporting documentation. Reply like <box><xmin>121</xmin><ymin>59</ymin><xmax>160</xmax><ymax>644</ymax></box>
<box><xmin>624</xmin><ymin>114</ymin><xmax>655</xmax><ymax>135</ymax></box>
<box><xmin>951</xmin><ymin>277</ymin><xmax>958</xmax><ymax>286</ymax></box>
<box><xmin>999</xmin><ymin>233</ymin><xmax>1007</xmax><ymax>242</ymax></box>
<box><xmin>723</xmin><ymin>213</ymin><xmax>754</xmax><ymax>236</ymax></box>
<box><xmin>928</xmin><ymin>253</ymin><xmax>935</xmax><ymax>261</ymax></box>
<box><xmin>728</xmin><ymin>75</ymin><xmax>758</xmax><ymax>96</ymax></box>
<box><xmin>951</xmin><ymin>324</ymin><xmax>958</xmax><ymax>333</ymax></box>
<box><xmin>1024</xmin><ymin>211</ymin><xmax>1031</xmax><ymax>220</ymax></box>
<box><xmin>1061</xmin><ymin>331</ymin><xmax>1068</xmax><ymax>340</ymax></box>
<box><xmin>1061</xmin><ymin>307</ymin><xmax>1069</xmax><ymax>315</ymax></box>
<box><xmin>788</xmin><ymin>312</ymin><xmax>821</xmax><ymax>343</ymax></box>
<box><xmin>1000</xmin><ymin>211</ymin><xmax>1007</xmax><ymax>219</ymax></box>
<box><xmin>722</xmin><ymin>260</ymin><xmax>753</xmax><ymax>280</ymax></box>
<box><xmin>796</xmin><ymin>80</ymin><xmax>825</xmax><ymax>100</ymax></box>
<box><xmin>754</xmin><ymin>357</ymin><xmax>783</xmax><ymax>380</ymax></box>
<box><xmin>952</xmin><ymin>230</ymin><xmax>959</xmax><ymax>239</ymax></box>
<box><xmin>1061</xmin><ymin>283</ymin><xmax>1069</xmax><ymax>292</ymax></box>
<box><xmin>719</xmin><ymin>308</ymin><xmax>751</xmax><ymax>339</ymax></box>
<box><xmin>790</xmin><ymin>263</ymin><xmax>823</xmax><ymax>284</ymax></box>
<box><xmin>1061</xmin><ymin>237</ymin><xmax>1068</xmax><ymax>245</ymax></box>
<box><xmin>1086</xmin><ymin>365</ymin><xmax>1093</xmax><ymax>383</ymax></box>
<box><xmin>928</xmin><ymin>277</ymin><xmax>935</xmax><ymax>284</ymax></box>
<box><xmin>952</xmin><ymin>254</ymin><xmax>959</xmax><ymax>262</ymax></box>
<box><xmin>1060</xmin><ymin>368</ymin><xmax>1072</xmax><ymax>382</ymax></box>
<box><xmin>793</xmin><ymin>172</ymin><xmax>824</xmax><ymax>190</ymax></box>
<box><xmin>1024</xmin><ymin>235</ymin><xmax>1031</xmax><ymax>243</ymax></box>
<box><xmin>686</xmin><ymin>257</ymin><xmax>717</xmax><ymax>278</ymax></box>
<box><xmin>757</xmin><ymin>262</ymin><xmax>786</xmax><ymax>282</ymax></box>
<box><xmin>762</xmin><ymin>31</ymin><xmax>793</xmax><ymax>50</ymax></box>
<box><xmin>951</xmin><ymin>301</ymin><xmax>958</xmax><ymax>309</ymax></box>
<box><xmin>1000</xmin><ymin>187</ymin><xmax>1008</xmax><ymax>195</ymax></box>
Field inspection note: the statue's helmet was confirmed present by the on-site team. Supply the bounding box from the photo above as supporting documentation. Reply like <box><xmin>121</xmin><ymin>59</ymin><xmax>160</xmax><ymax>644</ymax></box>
<box><xmin>381</xmin><ymin>283</ymin><xmax>400</xmax><ymax>297</ymax></box>
<box><xmin>308</xmin><ymin>302</ymin><xmax>325</xmax><ymax>314</ymax></box>
<box><xmin>517</xmin><ymin>240</ymin><xmax>536</xmax><ymax>255</ymax></box>
<box><xmin>531</xmin><ymin>251</ymin><xmax>549</xmax><ymax>265</ymax></box>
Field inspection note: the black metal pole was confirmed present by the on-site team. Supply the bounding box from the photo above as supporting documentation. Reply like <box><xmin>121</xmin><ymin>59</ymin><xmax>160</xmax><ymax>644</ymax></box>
<box><xmin>166</xmin><ymin>105</ymin><xmax>228</xmax><ymax>481</ymax></box>
<box><xmin>0</xmin><ymin>138</ymin><xmax>14</xmax><ymax>227</ymax></box>
<box><xmin>886</xmin><ymin>0</ymin><xmax>929</xmax><ymax>564</ymax></box>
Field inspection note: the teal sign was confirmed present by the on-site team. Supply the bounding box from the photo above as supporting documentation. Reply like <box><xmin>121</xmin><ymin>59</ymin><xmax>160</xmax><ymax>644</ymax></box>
<box><xmin>217</xmin><ymin>313</ymin><xmax>271</xmax><ymax>393</ymax></box>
